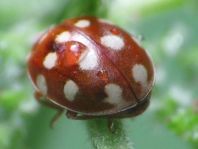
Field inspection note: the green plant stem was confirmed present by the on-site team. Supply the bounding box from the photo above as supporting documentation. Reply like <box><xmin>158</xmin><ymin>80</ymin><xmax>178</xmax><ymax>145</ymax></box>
<box><xmin>55</xmin><ymin>0</ymin><xmax>108</xmax><ymax>23</ymax></box>
<box><xmin>87</xmin><ymin>119</ymin><xmax>134</xmax><ymax>149</ymax></box>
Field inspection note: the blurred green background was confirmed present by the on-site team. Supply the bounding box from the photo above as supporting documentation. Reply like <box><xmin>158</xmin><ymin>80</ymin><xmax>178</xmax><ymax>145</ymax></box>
<box><xmin>0</xmin><ymin>0</ymin><xmax>198</xmax><ymax>149</ymax></box>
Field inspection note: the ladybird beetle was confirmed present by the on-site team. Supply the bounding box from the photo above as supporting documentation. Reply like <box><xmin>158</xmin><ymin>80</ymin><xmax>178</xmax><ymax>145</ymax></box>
<box><xmin>27</xmin><ymin>16</ymin><xmax>154</xmax><ymax>125</ymax></box>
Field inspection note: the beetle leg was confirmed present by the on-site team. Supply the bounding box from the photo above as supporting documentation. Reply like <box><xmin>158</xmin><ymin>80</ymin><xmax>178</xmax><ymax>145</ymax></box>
<box><xmin>66</xmin><ymin>111</ymin><xmax>116</xmax><ymax>133</ymax></box>
<box><xmin>34</xmin><ymin>91</ymin><xmax>65</xmax><ymax>128</ymax></box>
<box><xmin>50</xmin><ymin>110</ymin><xmax>65</xmax><ymax>128</ymax></box>
<box><xmin>66</xmin><ymin>110</ymin><xmax>77</xmax><ymax>119</ymax></box>
<box><xmin>108</xmin><ymin>119</ymin><xmax>116</xmax><ymax>133</ymax></box>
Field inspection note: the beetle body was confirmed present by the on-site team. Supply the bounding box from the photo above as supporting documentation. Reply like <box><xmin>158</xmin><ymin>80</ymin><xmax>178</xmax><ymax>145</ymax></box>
<box><xmin>28</xmin><ymin>16</ymin><xmax>154</xmax><ymax>119</ymax></box>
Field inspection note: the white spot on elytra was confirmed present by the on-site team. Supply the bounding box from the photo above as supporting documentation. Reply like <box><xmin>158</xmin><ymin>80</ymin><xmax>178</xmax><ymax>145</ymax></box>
<box><xmin>74</xmin><ymin>20</ymin><xmax>90</xmax><ymax>28</ymax></box>
<box><xmin>79</xmin><ymin>48</ymin><xmax>98</xmax><ymax>70</ymax></box>
<box><xmin>104</xmin><ymin>83</ymin><xmax>123</xmax><ymax>104</ymax></box>
<box><xmin>36</xmin><ymin>75</ymin><xmax>47</xmax><ymax>95</ymax></box>
<box><xmin>64</xmin><ymin>80</ymin><xmax>79</xmax><ymax>101</ymax></box>
<box><xmin>101</xmin><ymin>35</ymin><xmax>124</xmax><ymax>51</ymax></box>
<box><xmin>132</xmin><ymin>64</ymin><xmax>148</xmax><ymax>87</ymax></box>
<box><xmin>43</xmin><ymin>52</ymin><xmax>57</xmax><ymax>69</ymax></box>
<box><xmin>55</xmin><ymin>31</ymin><xmax>71</xmax><ymax>43</ymax></box>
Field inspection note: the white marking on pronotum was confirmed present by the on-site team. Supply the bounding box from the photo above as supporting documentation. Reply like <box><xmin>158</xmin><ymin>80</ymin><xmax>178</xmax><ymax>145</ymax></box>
<box><xmin>71</xmin><ymin>33</ymin><xmax>90</xmax><ymax>47</ymax></box>
<box><xmin>104</xmin><ymin>83</ymin><xmax>123</xmax><ymax>104</ymax></box>
<box><xmin>79</xmin><ymin>48</ymin><xmax>98</xmax><ymax>70</ymax></box>
<box><xmin>55</xmin><ymin>31</ymin><xmax>71</xmax><ymax>43</ymax></box>
<box><xmin>36</xmin><ymin>74</ymin><xmax>47</xmax><ymax>95</ymax></box>
<box><xmin>100</xmin><ymin>34</ymin><xmax>124</xmax><ymax>51</ymax></box>
<box><xmin>70</xmin><ymin>33</ymin><xmax>99</xmax><ymax>70</ymax></box>
<box><xmin>43</xmin><ymin>52</ymin><xmax>57</xmax><ymax>69</ymax></box>
<box><xmin>78</xmin><ymin>49</ymin><xmax>89</xmax><ymax>63</ymax></box>
<box><xmin>132</xmin><ymin>64</ymin><xmax>148</xmax><ymax>87</ymax></box>
<box><xmin>64</xmin><ymin>80</ymin><xmax>79</xmax><ymax>101</ymax></box>
<box><xmin>74</xmin><ymin>20</ymin><xmax>91</xmax><ymax>28</ymax></box>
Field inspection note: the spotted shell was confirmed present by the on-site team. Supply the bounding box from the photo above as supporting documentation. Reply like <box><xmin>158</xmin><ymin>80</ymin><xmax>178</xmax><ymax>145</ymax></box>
<box><xmin>27</xmin><ymin>16</ymin><xmax>154</xmax><ymax>116</ymax></box>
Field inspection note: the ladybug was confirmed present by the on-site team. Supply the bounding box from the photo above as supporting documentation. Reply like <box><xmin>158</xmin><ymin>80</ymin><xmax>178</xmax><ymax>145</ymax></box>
<box><xmin>27</xmin><ymin>16</ymin><xmax>154</xmax><ymax>127</ymax></box>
